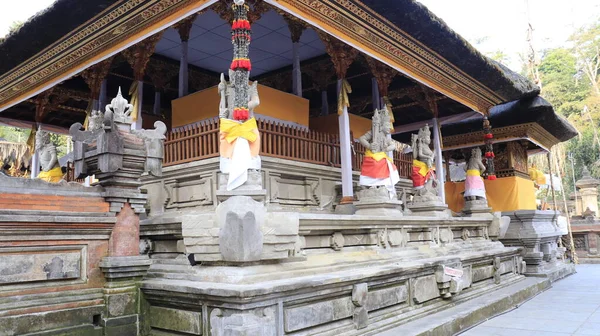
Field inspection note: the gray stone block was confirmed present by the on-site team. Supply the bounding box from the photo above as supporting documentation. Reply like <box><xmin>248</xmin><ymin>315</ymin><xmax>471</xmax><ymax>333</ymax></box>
<box><xmin>217</xmin><ymin>196</ymin><xmax>265</xmax><ymax>262</ymax></box>
<box><xmin>413</xmin><ymin>275</ymin><xmax>440</xmax><ymax>304</ymax></box>
<box><xmin>148</xmin><ymin>306</ymin><xmax>201</xmax><ymax>335</ymax></box>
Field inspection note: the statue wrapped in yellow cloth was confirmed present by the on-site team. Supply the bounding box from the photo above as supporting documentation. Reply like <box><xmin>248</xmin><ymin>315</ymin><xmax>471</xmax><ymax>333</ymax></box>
<box><xmin>35</xmin><ymin>128</ymin><xmax>64</xmax><ymax>183</ymax></box>
<box><xmin>218</xmin><ymin>70</ymin><xmax>261</xmax><ymax>191</ymax></box>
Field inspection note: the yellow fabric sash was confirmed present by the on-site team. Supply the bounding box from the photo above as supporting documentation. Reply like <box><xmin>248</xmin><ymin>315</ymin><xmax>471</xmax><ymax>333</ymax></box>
<box><xmin>413</xmin><ymin>159</ymin><xmax>431</xmax><ymax>177</ymax></box>
<box><xmin>466</xmin><ymin>169</ymin><xmax>481</xmax><ymax>177</ymax></box>
<box><xmin>337</xmin><ymin>79</ymin><xmax>352</xmax><ymax>115</ymax></box>
<box><xmin>37</xmin><ymin>167</ymin><xmax>64</xmax><ymax>182</ymax></box>
<box><xmin>220</xmin><ymin>117</ymin><xmax>258</xmax><ymax>144</ymax></box>
<box><xmin>528</xmin><ymin>167</ymin><xmax>547</xmax><ymax>185</ymax></box>
<box><xmin>129</xmin><ymin>81</ymin><xmax>139</xmax><ymax>122</ymax></box>
<box><xmin>365</xmin><ymin>150</ymin><xmax>392</xmax><ymax>162</ymax></box>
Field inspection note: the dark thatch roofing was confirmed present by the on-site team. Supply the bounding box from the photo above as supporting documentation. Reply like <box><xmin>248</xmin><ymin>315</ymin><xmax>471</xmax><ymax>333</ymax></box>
<box><xmin>360</xmin><ymin>0</ymin><xmax>540</xmax><ymax>101</ymax></box>
<box><xmin>0</xmin><ymin>0</ymin><xmax>118</xmax><ymax>75</ymax></box>
<box><xmin>392</xmin><ymin>97</ymin><xmax>578</xmax><ymax>145</ymax></box>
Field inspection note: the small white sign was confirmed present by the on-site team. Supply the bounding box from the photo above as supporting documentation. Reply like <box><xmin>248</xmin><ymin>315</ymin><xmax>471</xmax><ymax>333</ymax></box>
<box><xmin>443</xmin><ymin>266</ymin><xmax>464</xmax><ymax>278</ymax></box>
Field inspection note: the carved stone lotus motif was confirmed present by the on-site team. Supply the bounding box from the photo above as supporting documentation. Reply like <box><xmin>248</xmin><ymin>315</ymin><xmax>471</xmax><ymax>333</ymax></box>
<box><xmin>106</xmin><ymin>87</ymin><xmax>134</xmax><ymax>125</ymax></box>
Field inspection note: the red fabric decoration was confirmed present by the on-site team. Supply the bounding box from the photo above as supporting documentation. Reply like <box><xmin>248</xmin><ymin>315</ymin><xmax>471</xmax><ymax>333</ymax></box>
<box><xmin>487</xmin><ymin>175</ymin><xmax>497</xmax><ymax>180</ymax></box>
<box><xmin>361</xmin><ymin>157</ymin><xmax>397</xmax><ymax>179</ymax></box>
<box><xmin>233</xmin><ymin>108</ymin><xmax>249</xmax><ymax>121</ymax></box>
<box><xmin>484</xmin><ymin>133</ymin><xmax>494</xmax><ymax>139</ymax></box>
<box><xmin>485</xmin><ymin>152</ymin><xmax>495</xmax><ymax>158</ymax></box>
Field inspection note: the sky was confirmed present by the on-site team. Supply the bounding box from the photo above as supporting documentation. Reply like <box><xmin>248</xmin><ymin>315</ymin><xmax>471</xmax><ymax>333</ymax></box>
<box><xmin>417</xmin><ymin>0</ymin><xmax>600</xmax><ymax>71</ymax></box>
<box><xmin>0</xmin><ymin>0</ymin><xmax>56</xmax><ymax>37</ymax></box>
<box><xmin>0</xmin><ymin>0</ymin><xmax>599</xmax><ymax>73</ymax></box>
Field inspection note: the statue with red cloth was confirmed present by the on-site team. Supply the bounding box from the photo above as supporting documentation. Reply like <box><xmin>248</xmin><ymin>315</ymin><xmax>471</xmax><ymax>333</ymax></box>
<box><xmin>358</xmin><ymin>107</ymin><xmax>400</xmax><ymax>199</ymax></box>
<box><xmin>411</xmin><ymin>125</ymin><xmax>437</xmax><ymax>198</ymax></box>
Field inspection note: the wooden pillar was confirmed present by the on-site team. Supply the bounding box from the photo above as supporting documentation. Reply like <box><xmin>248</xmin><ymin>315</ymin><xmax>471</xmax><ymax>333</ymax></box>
<box><xmin>122</xmin><ymin>32</ymin><xmax>163</xmax><ymax>130</ymax></box>
<box><xmin>174</xmin><ymin>14</ymin><xmax>196</xmax><ymax>98</ymax></box>
<box><xmin>153</xmin><ymin>90</ymin><xmax>161</xmax><ymax>115</ymax></box>
<box><xmin>81</xmin><ymin>57</ymin><xmax>113</xmax><ymax>112</ymax></box>
<box><xmin>321</xmin><ymin>91</ymin><xmax>329</xmax><ymax>116</ymax></box>
<box><xmin>371</xmin><ymin>77</ymin><xmax>380</xmax><ymax>110</ymax></box>
<box><xmin>320</xmin><ymin>33</ymin><xmax>358</xmax><ymax>203</ymax></box>
<box><xmin>432</xmin><ymin>117</ymin><xmax>445</xmax><ymax>203</ymax></box>
<box><xmin>284</xmin><ymin>14</ymin><xmax>306</xmax><ymax>97</ymax></box>
<box><xmin>99</xmin><ymin>79</ymin><xmax>108</xmax><ymax>109</ymax></box>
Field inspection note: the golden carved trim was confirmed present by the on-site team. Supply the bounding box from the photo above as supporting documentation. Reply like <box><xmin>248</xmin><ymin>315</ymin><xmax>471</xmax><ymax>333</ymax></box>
<box><xmin>443</xmin><ymin>122</ymin><xmax>560</xmax><ymax>151</ymax></box>
<box><xmin>268</xmin><ymin>0</ymin><xmax>504</xmax><ymax>112</ymax></box>
<box><xmin>0</xmin><ymin>0</ymin><xmax>215</xmax><ymax>110</ymax></box>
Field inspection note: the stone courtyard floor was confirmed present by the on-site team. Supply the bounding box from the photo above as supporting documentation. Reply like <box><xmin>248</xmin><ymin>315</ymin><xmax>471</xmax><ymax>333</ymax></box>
<box><xmin>461</xmin><ymin>264</ymin><xmax>600</xmax><ymax>336</ymax></box>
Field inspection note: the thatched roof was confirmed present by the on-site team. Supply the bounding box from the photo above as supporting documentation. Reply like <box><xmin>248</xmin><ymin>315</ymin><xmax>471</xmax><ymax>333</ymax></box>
<box><xmin>392</xmin><ymin>96</ymin><xmax>578</xmax><ymax>147</ymax></box>
<box><xmin>0</xmin><ymin>0</ymin><xmax>116</xmax><ymax>75</ymax></box>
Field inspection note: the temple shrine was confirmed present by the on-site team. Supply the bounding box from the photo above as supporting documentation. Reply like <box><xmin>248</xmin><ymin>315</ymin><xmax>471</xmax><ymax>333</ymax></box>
<box><xmin>0</xmin><ymin>0</ymin><xmax>579</xmax><ymax>335</ymax></box>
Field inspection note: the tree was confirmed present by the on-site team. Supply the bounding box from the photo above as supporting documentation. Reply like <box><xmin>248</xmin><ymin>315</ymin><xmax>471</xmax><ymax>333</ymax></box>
<box><xmin>570</xmin><ymin>21</ymin><xmax>600</xmax><ymax>97</ymax></box>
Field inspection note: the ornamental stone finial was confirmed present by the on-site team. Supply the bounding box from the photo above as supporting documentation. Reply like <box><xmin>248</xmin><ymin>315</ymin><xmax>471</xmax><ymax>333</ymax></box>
<box><xmin>106</xmin><ymin>87</ymin><xmax>134</xmax><ymax>125</ymax></box>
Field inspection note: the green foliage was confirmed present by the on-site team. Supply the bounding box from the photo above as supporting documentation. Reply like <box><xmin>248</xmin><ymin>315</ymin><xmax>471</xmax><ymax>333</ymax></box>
<box><xmin>0</xmin><ymin>126</ymin><xmax>30</xmax><ymax>143</ymax></box>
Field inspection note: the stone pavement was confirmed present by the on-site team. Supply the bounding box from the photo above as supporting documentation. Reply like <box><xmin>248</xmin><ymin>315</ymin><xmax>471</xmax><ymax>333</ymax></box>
<box><xmin>462</xmin><ymin>265</ymin><xmax>600</xmax><ymax>336</ymax></box>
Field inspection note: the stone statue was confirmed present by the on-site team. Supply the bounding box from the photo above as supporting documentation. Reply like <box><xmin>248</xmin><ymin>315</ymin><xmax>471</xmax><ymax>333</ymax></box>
<box><xmin>411</xmin><ymin>125</ymin><xmax>436</xmax><ymax>197</ymax></box>
<box><xmin>218</xmin><ymin>71</ymin><xmax>261</xmax><ymax>191</ymax></box>
<box><xmin>464</xmin><ymin>147</ymin><xmax>487</xmax><ymax>201</ymax></box>
<box><xmin>358</xmin><ymin>106</ymin><xmax>400</xmax><ymax>198</ymax></box>
<box><xmin>88</xmin><ymin>110</ymin><xmax>104</xmax><ymax>131</ymax></box>
<box><xmin>218</xmin><ymin>70</ymin><xmax>260</xmax><ymax>120</ymax></box>
<box><xmin>35</xmin><ymin>128</ymin><xmax>63</xmax><ymax>183</ymax></box>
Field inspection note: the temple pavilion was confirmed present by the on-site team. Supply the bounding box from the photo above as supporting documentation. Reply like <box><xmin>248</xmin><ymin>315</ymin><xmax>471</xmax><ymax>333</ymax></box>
<box><xmin>0</xmin><ymin>1</ymin><xmax>578</xmax><ymax>335</ymax></box>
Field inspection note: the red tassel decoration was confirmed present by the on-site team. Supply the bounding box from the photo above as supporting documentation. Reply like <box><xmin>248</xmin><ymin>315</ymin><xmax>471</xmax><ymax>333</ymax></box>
<box><xmin>484</xmin><ymin>133</ymin><xmax>493</xmax><ymax>139</ymax></box>
<box><xmin>484</xmin><ymin>152</ymin><xmax>495</xmax><ymax>158</ymax></box>
<box><xmin>487</xmin><ymin>175</ymin><xmax>497</xmax><ymax>180</ymax></box>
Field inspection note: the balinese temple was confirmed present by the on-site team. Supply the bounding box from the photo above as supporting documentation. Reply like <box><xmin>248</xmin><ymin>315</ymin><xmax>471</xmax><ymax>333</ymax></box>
<box><xmin>0</xmin><ymin>0</ymin><xmax>579</xmax><ymax>335</ymax></box>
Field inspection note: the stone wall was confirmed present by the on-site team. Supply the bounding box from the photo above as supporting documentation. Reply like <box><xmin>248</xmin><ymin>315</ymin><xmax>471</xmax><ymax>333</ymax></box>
<box><xmin>0</xmin><ymin>174</ymin><xmax>114</xmax><ymax>335</ymax></box>
<box><xmin>141</xmin><ymin>156</ymin><xmax>413</xmax><ymax>216</ymax></box>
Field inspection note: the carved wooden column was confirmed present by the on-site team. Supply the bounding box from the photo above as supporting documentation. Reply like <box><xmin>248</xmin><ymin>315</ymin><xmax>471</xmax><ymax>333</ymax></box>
<box><xmin>81</xmin><ymin>57</ymin><xmax>113</xmax><ymax>111</ymax></box>
<box><xmin>147</xmin><ymin>59</ymin><xmax>178</xmax><ymax>116</ymax></box>
<box><xmin>122</xmin><ymin>32</ymin><xmax>163</xmax><ymax>130</ymax></box>
<box><xmin>283</xmin><ymin>14</ymin><xmax>306</xmax><ymax>97</ymax></box>
<box><xmin>305</xmin><ymin>61</ymin><xmax>334</xmax><ymax>116</ymax></box>
<box><xmin>320</xmin><ymin>33</ymin><xmax>358</xmax><ymax>205</ymax></box>
<box><xmin>174</xmin><ymin>14</ymin><xmax>197</xmax><ymax>98</ymax></box>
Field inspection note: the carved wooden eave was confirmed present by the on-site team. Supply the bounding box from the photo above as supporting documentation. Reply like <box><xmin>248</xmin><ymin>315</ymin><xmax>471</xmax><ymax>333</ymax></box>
<box><xmin>0</xmin><ymin>0</ymin><xmax>513</xmax><ymax>115</ymax></box>
<box><xmin>0</xmin><ymin>0</ymin><xmax>217</xmax><ymax>111</ymax></box>
<box><xmin>442</xmin><ymin>122</ymin><xmax>561</xmax><ymax>152</ymax></box>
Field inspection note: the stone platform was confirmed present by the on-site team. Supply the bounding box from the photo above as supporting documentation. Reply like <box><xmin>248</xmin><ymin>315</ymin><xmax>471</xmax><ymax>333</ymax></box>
<box><xmin>140</xmin><ymin>211</ymin><xmax>525</xmax><ymax>335</ymax></box>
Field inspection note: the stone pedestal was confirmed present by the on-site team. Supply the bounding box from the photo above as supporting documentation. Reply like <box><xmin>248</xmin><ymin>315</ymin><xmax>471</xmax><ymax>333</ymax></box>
<box><xmin>407</xmin><ymin>195</ymin><xmax>450</xmax><ymax>217</ymax></box>
<box><xmin>462</xmin><ymin>199</ymin><xmax>492</xmax><ymax>217</ymax></box>
<box><xmin>501</xmin><ymin>210</ymin><xmax>575</xmax><ymax>281</ymax></box>
<box><xmin>354</xmin><ymin>187</ymin><xmax>402</xmax><ymax>217</ymax></box>
<box><xmin>99</xmin><ymin>256</ymin><xmax>151</xmax><ymax>335</ymax></box>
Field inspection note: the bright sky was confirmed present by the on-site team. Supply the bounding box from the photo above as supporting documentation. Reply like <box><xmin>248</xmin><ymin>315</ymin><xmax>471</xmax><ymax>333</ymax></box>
<box><xmin>0</xmin><ymin>0</ymin><xmax>56</xmax><ymax>37</ymax></box>
<box><xmin>417</xmin><ymin>0</ymin><xmax>600</xmax><ymax>71</ymax></box>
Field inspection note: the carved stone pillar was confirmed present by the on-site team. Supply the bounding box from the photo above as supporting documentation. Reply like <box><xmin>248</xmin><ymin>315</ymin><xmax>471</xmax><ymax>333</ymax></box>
<box><xmin>122</xmin><ymin>32</ymin><xmax>163</xmax><ymax>130</ymax></box>
<box><xmin>70</xmin><ymin>89</ymin><xmax>166</xmax><ymax>335</ymax></box>
<box><xmin>319</xmin><ymin>33</ymin><xmax>358</xmax><ymax>206</ymax></box>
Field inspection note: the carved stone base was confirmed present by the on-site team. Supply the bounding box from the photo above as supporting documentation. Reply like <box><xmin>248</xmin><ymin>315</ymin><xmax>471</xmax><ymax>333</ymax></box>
<box><xmin>462</xmin><ymin>199</ymin><xmax>492</xmax><ymax>217</ymax></box>
<box><xmin>501</xmin><ymin>210</ymin><xmax>575</xmax><ymax>282</ymax></box>
<box><xmin>99</xmin><ymin>256</ymin><xmax>151</xmax><ymax>336</ymax></box>
<box><xmin>217</xmin><ymin>170</ymin><xmax>267</xmax><ymax>203</ymax></box>
<box><xmin>355</xmin><ymin>187</ymin><xmax>403</xmax><ymax>216</ymax></box>
<box><xmin>407</xmin><ymin>198</ymin><xmax>450</xmax><ymax>217</ymax></box>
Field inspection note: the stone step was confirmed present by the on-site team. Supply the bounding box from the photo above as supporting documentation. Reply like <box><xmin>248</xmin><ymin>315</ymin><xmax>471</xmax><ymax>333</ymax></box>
<box><xmin>371</xmin><ymin>277</ymin><xmax>551</xmax><ymax>336</ymax></box>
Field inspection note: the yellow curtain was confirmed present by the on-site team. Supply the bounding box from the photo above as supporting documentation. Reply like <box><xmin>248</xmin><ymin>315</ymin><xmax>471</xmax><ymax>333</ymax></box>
<box><xmin>445</xmin><ymin>176</ymin><xmax>537</xmax><ymax>212</ymax></box>
<box><xmin>26</xmin><ymin>125</ymin><xmax>36</xmax><ymax>154</ymax></box>
<box><xmin>337</xmin><ymin>79</ymin><xmax>352</xmax><ymax>115</ymax></box>
<box><xmin>129</xmin><ymin>81</ymin><xmax>139</xmax><ymax>121</ymax></box>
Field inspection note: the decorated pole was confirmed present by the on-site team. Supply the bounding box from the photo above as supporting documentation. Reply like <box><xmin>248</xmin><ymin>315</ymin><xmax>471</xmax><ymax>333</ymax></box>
<box><xmin>483</xmin><ymin>117</ymin><xmax>496</xmax><ymax>180</ymax></box>
<box><xmin>230</xmin><ymin>0</ymin><xmax>252</xmax><ymax>121</ymax></box>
